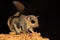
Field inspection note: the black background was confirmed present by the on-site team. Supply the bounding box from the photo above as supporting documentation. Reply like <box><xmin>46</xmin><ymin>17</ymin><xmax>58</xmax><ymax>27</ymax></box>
<box><xmin>0</xmin><ymin>0</ymin><xmax>57</xmax><ymax>40</ymax></box>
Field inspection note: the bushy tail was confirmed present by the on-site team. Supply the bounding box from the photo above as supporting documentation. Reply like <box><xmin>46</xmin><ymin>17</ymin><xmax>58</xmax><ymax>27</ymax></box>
<box><xmin>13</xmin><ymin>1</ymin><xmax>25</xmax><ymax>13</ymax></box>
<box><xmin>7</xmin><ymin>1</ymin><xmax>25</xmax><ymax>33</ymax></box>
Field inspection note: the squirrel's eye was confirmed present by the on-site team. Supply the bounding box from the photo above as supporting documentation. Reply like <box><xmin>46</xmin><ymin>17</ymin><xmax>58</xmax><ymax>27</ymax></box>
<box><xmin>31</xmin><ymin>19</ymin><xmax>35</xmax><ymax>23</ymax></box>
<box><xmin>29</xmin><ymin>17</ymin><xmax>35</xmax><ymax>23</ymax></box>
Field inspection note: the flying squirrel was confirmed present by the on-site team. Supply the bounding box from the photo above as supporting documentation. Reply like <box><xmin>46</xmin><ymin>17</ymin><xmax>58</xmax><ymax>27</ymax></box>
<box><xmin>7</xmin><ymin>1</ymin><xmax>39</xmax><ymax>34</ymax></box>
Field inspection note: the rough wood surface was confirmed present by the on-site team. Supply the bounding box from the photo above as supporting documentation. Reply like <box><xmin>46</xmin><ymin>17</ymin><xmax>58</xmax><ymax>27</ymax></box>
<box><xmin>0</xmin><ymin>32</ymin><xmax>49</xmax><ymax>40</ymax></box>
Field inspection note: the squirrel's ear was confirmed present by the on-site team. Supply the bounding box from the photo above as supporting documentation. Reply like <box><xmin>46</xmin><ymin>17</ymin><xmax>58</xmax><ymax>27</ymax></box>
<box><xmin>36</xmin><ymin>15</ymin><xmax>40</xmax><ymax>18</ymax></box>
<box><xmin>13</xmin><ymin>1</ymin><xmax>25</xmax><ymax>12</ymax></box>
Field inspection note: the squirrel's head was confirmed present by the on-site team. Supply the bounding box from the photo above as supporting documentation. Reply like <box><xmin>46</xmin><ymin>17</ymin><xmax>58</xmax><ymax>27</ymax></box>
<box><xmin>25</xmin><ymin>15</ymin><xmax>39</xmax><ymax>28</ymax></box>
